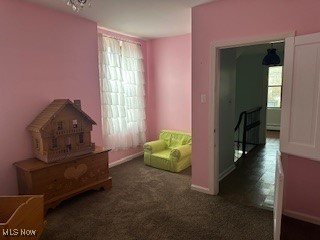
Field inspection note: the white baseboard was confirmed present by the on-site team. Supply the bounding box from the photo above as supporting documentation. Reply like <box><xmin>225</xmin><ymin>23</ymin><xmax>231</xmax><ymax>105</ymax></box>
<box><xmin>219</xmin><ymin>164</ymin><xmax>236</xmax><ymax>181</ymax></box>
<box><xmin>190</xmin><ymin>184</ymin><xmax>211</xmax><ymax>194</ymax></box>
<box><xmin>109</xmin><ymin>151</ymin><xmax>144</xmax><ymax>168</ymax></box>
<box><xmin>267</xmin><ymin>125</ymin><xmax>280</xmax><ymax>131</ymax></box>
<box><xmin>283</xmin><ymin>210</ymin><xmax>320</xmax><ymax>226</ymax></box>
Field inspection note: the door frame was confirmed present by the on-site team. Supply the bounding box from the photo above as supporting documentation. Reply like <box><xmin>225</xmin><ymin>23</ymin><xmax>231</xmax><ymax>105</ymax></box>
<box><xmin>208</xmin><ymin>31</ymin><xmax>295</xmax><ymax>195</ymax></box>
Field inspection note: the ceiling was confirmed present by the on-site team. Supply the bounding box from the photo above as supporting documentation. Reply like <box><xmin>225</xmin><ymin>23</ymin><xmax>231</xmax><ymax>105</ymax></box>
<box><xmin>236</xmin><ymin>42</ymin><xmax>285</xmax><ymax>58</ymax></box>
<box><xmin>25</xmin><ymin>0</ymin><xmax>215</xmax><ymax>39</ymax></box>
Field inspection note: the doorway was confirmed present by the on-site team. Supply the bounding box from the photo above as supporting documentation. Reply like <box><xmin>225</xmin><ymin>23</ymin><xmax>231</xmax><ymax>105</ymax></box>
<box><xmin>218</xmin><ymin>42</ymin><xmax>284</xmax><ymax>209</ymax></box>
<box><xmin>209</xmin><ymin>32</ymin><xmax>293</xmax><ymax>196</ymax></box>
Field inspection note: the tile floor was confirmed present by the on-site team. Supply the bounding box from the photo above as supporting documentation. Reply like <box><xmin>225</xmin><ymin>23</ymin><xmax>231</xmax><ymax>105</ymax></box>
<box><xmin>219</xmin><ymin>131</ymin><xmax>280</xmax><ymax>210</ymax></box>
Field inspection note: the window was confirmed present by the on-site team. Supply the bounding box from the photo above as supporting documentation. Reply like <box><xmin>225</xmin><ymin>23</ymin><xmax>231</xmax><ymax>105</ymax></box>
<box><xmin>98</xmin><ymin>35</ymin><xmax>146</xmax><ymax>150</ymax></box>
<box><xmin>73</xmin><ymin>119</ymin><xmax>78</xmax><ymax>128</ymax></box>
<box><xmin>35</xmin><ymin>139</ymin><xmax>40</xmax><ymax>150</ymax></box>
<box><xmin>79</xmin><ymin>133</ymin><xmax>84</xmax><ymax>144</ymax></box>
<box><xmin>57</xmin><ymin>121</ymin><xmax>63</xmax><ymax>130</ymax></box>
<box><xmin>267</xmin><ymin>66</ymin><xmax>283</xmax><ymax>108</ymax></box>
<box><xmin>52</xmin><ymin>138</ymin><xmax>58</xmax><ymax>148</ymax></box>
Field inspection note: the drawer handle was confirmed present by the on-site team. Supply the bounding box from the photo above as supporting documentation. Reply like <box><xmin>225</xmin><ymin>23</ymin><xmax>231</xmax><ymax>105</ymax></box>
<box><xmin>64</xmin><ymin>164</ymin><xmax>88</xmax><ymax>180</ymax></box>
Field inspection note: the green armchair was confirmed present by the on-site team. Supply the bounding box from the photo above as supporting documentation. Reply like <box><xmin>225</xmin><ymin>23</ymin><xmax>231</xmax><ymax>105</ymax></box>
<box><xmin>144</xmin><ymin>130</ymin><xmax>192</xmax><ymax>172</ymax></box>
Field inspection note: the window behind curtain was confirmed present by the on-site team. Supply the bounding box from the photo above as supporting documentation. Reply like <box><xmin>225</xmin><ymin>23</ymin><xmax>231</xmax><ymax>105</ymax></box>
<box><xmin>98</xmin><ymin>34</ymin><xmax>146</xmax><ymax>150</ymax></box>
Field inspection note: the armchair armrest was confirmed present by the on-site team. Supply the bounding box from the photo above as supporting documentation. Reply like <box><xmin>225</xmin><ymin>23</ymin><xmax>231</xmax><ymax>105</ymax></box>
<box><xmin>170</xmin><ymin>144</ymin><xmax>192</xmax><ymax>158</ymax></box>
<box><xmin>144</xmin><ymin>140</ymin><xmax>167</xmax><ymax>153</ymax></box>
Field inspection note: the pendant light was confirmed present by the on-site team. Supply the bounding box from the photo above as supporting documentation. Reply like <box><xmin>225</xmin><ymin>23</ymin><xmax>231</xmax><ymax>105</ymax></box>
<box><xmin>262</xmin><ymin>43</ymin><xmax>280</xmax><ymax>66</ymax></box>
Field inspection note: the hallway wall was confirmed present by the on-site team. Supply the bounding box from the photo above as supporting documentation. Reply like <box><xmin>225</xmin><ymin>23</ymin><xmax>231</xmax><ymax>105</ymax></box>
<box><xmin>235</xmin><ymin>52</ymin><xmax>268</xmax><ymax>144</ymax></box>
<box><xmin>219</xmin><ymin>49</ymin><xmax>236</xmax><ymax>178</ymax></box>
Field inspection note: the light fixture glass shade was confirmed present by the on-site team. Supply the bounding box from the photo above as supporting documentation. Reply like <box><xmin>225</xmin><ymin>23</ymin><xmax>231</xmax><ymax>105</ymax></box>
<box><xmin>67</xmin><ymin>0</ymin><xmax>91</xmax><ymax>12</ymax></box>
<box><xmin>262</xmin><ymin>48</ymin><xmax>280</xmax><ymax>66</ymax></box>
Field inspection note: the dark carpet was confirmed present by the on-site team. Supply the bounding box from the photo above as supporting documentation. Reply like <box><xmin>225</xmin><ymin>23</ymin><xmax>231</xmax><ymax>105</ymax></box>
<box><xmin>41</xmin><ymin>156</ymin><xmax>273</xmax><ymax>240</ymax></box>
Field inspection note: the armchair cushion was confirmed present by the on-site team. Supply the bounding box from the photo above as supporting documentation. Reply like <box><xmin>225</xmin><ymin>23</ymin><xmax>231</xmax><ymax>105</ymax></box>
<box><xmin>171</xmin><ymin>144</ymin><xmax>192</xmax><ymax>159</ymax></box>
<box><xmin>144</xmin><ymin>140</ymin><xmax>167</xmax><ymax>153</ymax></box>
<box><xmin>144</xmin><ymin>130</ymin><xmax>192</xmax><ymax>172</ymax></box>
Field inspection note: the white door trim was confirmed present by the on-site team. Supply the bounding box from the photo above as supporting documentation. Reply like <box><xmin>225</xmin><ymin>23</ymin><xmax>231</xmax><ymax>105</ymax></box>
<box><xmin>208</xmin><ymin>31</ymin><xmax>295</xmax><ymax>195</ymax></box>
<box><xmin>274</xmin><ymin>151</ymin><xmax>284</xmax><ymax>240</ymax></box>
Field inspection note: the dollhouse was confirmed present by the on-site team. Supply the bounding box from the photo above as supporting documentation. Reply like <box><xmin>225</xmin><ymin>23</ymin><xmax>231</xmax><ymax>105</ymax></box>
<box><xmin>27</xmin><ymin>99</ymin><xmax>96</xmax><ymax>163</ymax></box>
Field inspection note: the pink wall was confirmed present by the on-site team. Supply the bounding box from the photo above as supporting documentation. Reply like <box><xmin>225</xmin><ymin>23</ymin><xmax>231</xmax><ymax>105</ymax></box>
<box><xmin>282</xmin><ymin>154</ymin><xmax>320</xmax><ymax>218</ymax></box>
<box><xmin>0</xmin><ymin>0</ymin><xmax>101</xmax><ymax>194</ymax></box>
<box><xmin>0</xmin><ymin>0</ymin><xmax>151</xmax><ymax>194</ymax></box>
<box><xmin>192</xmin><ymin>0</ymin><xmax>320</xmax><ymax>218</ymax></box>
<box><xmin>147</xmin><ymin>34</ymin><xmax>191</xmax><ymax>139</ymax></box>
<box><xmin>97</xmin><ymin>28</ymin><xmax>149</xmax><ymax>163</ymax></box>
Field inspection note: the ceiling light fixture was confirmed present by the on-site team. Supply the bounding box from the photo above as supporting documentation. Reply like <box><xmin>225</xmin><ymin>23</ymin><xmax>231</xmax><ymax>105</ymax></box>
<box><xmin>67</xmin><ymin>0</ymin><xmax>92</xmax><ymax>12</ymax></box>
<box><xmin>262</xmin><ymin>43</ymin><xmax>281</xmax><ymax>66</ymax></box>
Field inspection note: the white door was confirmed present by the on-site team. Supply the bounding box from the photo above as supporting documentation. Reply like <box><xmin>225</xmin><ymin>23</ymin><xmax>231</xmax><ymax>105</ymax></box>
<box><xmin>281</xmin><ymin>32</ymin><xmax>320</xmax><ymax>160</ymax></box>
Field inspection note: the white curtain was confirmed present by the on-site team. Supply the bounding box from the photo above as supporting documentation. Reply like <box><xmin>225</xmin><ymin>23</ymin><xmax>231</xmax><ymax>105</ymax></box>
<box><xmin>98</xmin><ymin>34</ymin><xmax>146</xmax><ymax>150</ymax></box>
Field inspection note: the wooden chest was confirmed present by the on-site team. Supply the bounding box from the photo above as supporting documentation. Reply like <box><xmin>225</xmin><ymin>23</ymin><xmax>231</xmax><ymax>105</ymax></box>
<box><xmin>14</xmin><ymin>147</ymin><xmax>112</xmax><ymax>211</ymax></box>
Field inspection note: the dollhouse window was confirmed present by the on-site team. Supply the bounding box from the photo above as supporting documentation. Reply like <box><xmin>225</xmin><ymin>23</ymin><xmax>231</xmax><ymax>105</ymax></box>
<box><xmin>73</xmin><ymin>119</ymin><xmax>78</xmax><ymax>128</ymax></box>
<box><xmin>66</xmin><ymin>137</ymin><xmax>71</xmax><ymax>151</ymax></box>
<box><xmin>79</xmin><ymin>133</ymin><xmax>84</xmax><ymax>143</ymax></box>
<box><xmin>57</xmin><ymin>121</ymin><xmax>63</xmax><ymax>130</ymax></box>
<box><xmin>52</xmin><ymin>138</ymin><xmax>58</xmax><ymax>148</ymax></box>
<box><xmin>35</xmin><ymin>139</ymin><xmax>39</xmax><ymax>150</ymax></box>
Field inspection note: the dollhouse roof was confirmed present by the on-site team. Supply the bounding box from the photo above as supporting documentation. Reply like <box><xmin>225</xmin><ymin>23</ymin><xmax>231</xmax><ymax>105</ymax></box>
<box><xmin>27</xmin><ymin>99</ymin><xmax>96</xmax><ymax>133</ymax></box>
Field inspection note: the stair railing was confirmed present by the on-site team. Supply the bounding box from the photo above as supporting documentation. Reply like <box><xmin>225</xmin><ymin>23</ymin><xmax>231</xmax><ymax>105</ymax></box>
<box><xmin>234</xmin><ymin>106</ymin><xmax>262</xmax><ymax>158</ymax></box>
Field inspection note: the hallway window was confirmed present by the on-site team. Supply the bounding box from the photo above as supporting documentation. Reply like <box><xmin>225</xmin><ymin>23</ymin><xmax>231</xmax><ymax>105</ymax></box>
<box><xmin>267</xmin><ymin>66</ymin><xmax>283</xmax><ymax>108</ymax></box>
